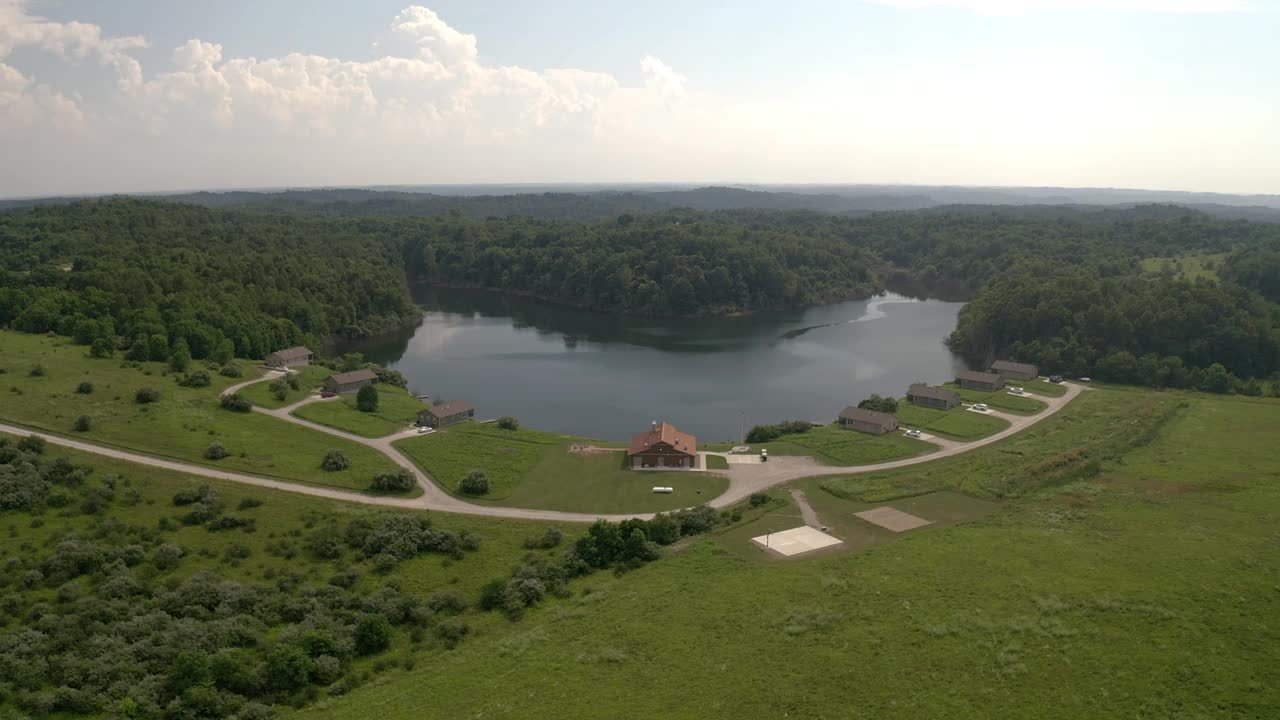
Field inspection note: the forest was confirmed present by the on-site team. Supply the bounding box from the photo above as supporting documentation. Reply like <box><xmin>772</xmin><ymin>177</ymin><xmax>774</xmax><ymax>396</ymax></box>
<box><xmin>2</xmin><ymin>194</ymin><xmax>1279</xmax><ymax>386</ymax></box>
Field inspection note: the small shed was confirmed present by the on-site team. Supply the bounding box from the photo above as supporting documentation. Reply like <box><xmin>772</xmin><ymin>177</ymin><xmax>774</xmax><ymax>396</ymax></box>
<box><xmin>838</xmin><ymin>407</ymin><xmax>899</xmax><ymax>435</ymax></box>
<box><xmin>264</xmin><ymin>346</ymin><xmax>314</xmax><ymax>368</ymax></box>
<box><xmin>990</xmin><ymin>360</ymin><xmax>1039</xmax><ymax>381</ymax></box>
<box><xmin>956</xmin><ymin>369</ymin><xmax>1005</xmax><ymax>392</ymax></box>
<box><xmin>323</xmin><ymin>368</ymin><xmax>378</xmax><ymax>394</ymax></box>
<box><xmin>418</xmin><ymin>400</ymin><xmax>476</xmax><ymax>428</ymax></box>
<box><xmin>906</xmin><ymin>383</ymin><xmax>960</xmax><ymax>410</ymax></box>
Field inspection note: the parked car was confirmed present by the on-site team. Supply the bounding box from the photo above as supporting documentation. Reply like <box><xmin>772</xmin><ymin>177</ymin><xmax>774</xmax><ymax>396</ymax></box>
<box><xmin>1048</xmin><ymin>375</ymin><xmax>1064</xmax><ymax>384</ymax></box>
<box><xmin>905</xmin><ymin>429</ymin><xmax>922</xmax><ymax>438</ymax></box>
<box><xmin>416</xmin><ymin>426</ymin><xmax>430</xmax><ymax>434</ymax></box>
<box><xmin>1079</xmin><ymin>376</ymin><xmax>1092</xmax><ymax>382</ymax></box>
<box><xmin>320</xmin><ymin>391</ymin><xmax>337</xmax><ymax>398</ymax></box>
<box><xmin>974</xmin><ymin>403</ymin><xmax>989</xmax><ymax>412</ymax></box>
<box><xmin>1009</xmin><ymin>387</ymin><xmax>1024</xmax><ymax>395</ymax></box>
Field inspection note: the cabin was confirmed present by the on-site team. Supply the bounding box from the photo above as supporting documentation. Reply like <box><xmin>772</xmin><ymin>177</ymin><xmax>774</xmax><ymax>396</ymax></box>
<box><xmin>956</xmin><ymin>369</ymin><xmax>1005</xmax><ymax>392</ymax></box>
<box><xmin>906</xmin><ymin>383</ymin><xmax>960</xmax><ymax>410</ymax></box>
<box><xmin>264</xmin><ymin>346</ymin><xmax>314</xmax><ymax>369</ymax></box>
<box><xmin>323</xmin><ymin>368</ymin><xmax>378</xmax><ymax>394</ymax></box>
<box><xmin>629</xmin><ymin>422</ymin><xmax>698</xmax><ymax>470</ymax></box>
<box><xmin>990</xmin><ymin>360</ymin><xmax>1039</xmax><ymax>381</ymax></box>
<box><xmin>838</xmin><ymin>407</ymin><xmax>899</xmax><ymax>435</ymax></box>
<box><xmin>417</xmin><ymin>400</ymin><xmax>476</xmax><ymax>428</ymax></box>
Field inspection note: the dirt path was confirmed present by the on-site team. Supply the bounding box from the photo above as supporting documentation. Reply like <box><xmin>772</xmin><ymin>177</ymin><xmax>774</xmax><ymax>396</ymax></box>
<box><xmin>789</xmin><ymin>489</ymin><xmax>821</xmax><ymax>528</ymax></box>
<box><xmin>2</xmin><ymin>378</ymin><xmax>1086</xmax><ymax>522</ymax></box>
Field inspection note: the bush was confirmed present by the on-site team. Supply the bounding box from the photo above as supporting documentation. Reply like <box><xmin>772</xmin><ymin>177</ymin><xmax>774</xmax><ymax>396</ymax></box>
<box><xmin>354</xmin><ymin>614</ymin><xmax>392</xmax><ymax>655</ymax></box>
<box><xmin>219</xmin><ymin>363</ymin><xmax>243</xmax><ymax>378</ymax></box>
<box><xmin>458</xmin><ymin>469</ymin><xmax>490</xmax><ymax>496</ymax></box>
<box><xmin>321</xmin><ymin>449</ymin><xmax>350</xmax><ymax>472</ymax></box>
<box><xmin>75</xmin><ymin>381</ymin><xmax>94</xmax><ymax>394</ymax></box>
<box><xmin>356</xmin><ymin>384</ymin><xmax>379</xmax><ymax>412</ymax></box>
<box><xmin>857</xmin><ymin>393</ymin><xmax>899</xmax><ymax>414</ymax></box>
<box><xmin>370</xmin><ymin>468</ymin><xmax>415</xmax><ymax>492</ymax></box>
<box><xmin>179</xmin><ymin>370</ymin><xmax>211</xmax><ymax>388</ymax></box>
<box><xmin>496</xmin><ymin>415</ymin><xmax>519</xmax><ymax>431</ymax></box>
<box><xmin>204</xmin><ymin>442</ymin><xmax>230</xmax><ymax>460</ymax></box>
<box><xmin>749</xmin><ymin>492</ymin><xmax>771</xmax><ymax>508</ymax></box>
<box><xmin>746</xmin><ymin>420</ymin><xmax>812</xmax><ymax>443</ymax></box>
<box><xmin>427</xmin><ymin>589</ymin><xmax>468</xmax><ymax>614</ymax></box>
<box><xmin>524</xmin><ymin>526</ymin><xmax>563</xmax><ymax>549</ymax></box>
<box><xmin>434</xmin><ymin>618</ymin><xmax>469</xmax><ymax>649</ymax></box>
<box><xmin>17</xmin><ymin>434</ymin><xmax>46</xmax><ymax>454</ymax></box>
<box><xmin>237</xmin><ymin>497</ymin><xmax>263</xmax><ymax>510</ymax></box>
<box><xmin>135</xmin><ymin>387</ymin><xmax>161</xmax><ymax>404</ymax></box>
<box><xmin>73</xmin><ymin>415</ymin><xmax>92</xmax><ymax>432</ymax></box>
<box><xmin>269</xmin><ymin>378</ymin><xmax>289</xmax><ymax>401</ymax></box>
<box><xmin>89</xmin><ymin>337</ymin><xmax>115</xmax><ymax>358</ymax></box>
<box><xmin>219</xmin><ymin>393</ymin><xmax>251</xmax><ymax>412</ymax></box>
<box><xmin>29</xmin><ymin>364</ymin><xmax>46</xmax><ymax>377</ymax></box>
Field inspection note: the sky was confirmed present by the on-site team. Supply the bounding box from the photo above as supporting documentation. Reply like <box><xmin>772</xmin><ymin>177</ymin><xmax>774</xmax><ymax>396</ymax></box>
<box><xmin>1</xmin><ymin>0</ymin><xmax>1278</xmax><ymax>197</ymax></box>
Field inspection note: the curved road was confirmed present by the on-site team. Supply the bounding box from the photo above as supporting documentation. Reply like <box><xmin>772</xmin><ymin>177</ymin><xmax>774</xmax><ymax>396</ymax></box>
<box><xmin>1</xmin><ymin>375</ymin><xmax>1084</xmax><ymax>523</ymax></box>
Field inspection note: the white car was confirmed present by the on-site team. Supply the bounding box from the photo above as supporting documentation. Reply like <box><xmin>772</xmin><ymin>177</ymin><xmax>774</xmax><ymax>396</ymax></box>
<box><xmin>416</xmin><ymin>426</ymin><xmax>430</xmax><ymax>434</ymax></box>
<box><xmin>973</xmin><ymin>403</ymin><xmax>989</xmax><ymax>412</ymax></box>
<box><xmin>905</xmin><ymin>429</ymin><xmax>922</xmax><ymax>438</ymax></box>
<box><xmin>1009</xmin><ymin>387</ymin><xmax>1024</xmax><ymax>395</ymax></box>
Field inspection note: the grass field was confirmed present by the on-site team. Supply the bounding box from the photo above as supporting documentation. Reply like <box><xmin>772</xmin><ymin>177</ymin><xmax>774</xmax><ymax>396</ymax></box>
<box><xmin>394</xmin><ymin>423</ymin><xmax>727</xmax><ymax>513</ymax></box>
<box><xmin>293</xmin><ymin>386</ymin><xmax>428</xmax><ymax>437</ymax></box>
<box><xmin>706</xmin><ymin>454</ymin><xmax>729</xmax><ymax>470</ymax></box>
<box><xmin>754</xmin><ymin>423</ymin><xmax>935</xmax><ymax>465</ymax></box>
<box><xmin>945</xmin><ymin>383</ymin><xmax>1047</xmax><ymax>414</ymax></box>
<box><xmin>294</xmin><ymin>387</ymin><xmax>1280</xmax><ymax>720</ymax></box>
<box><xmin>895</xmin><ymin>401</ymin><xmax>1009</xmax><ymax>439</ymax></box>
<box><xmin>238</xmin><ymin>364</ymin><xmax>333</xmax><ymax>408</ymax></box>
<box><xmin>1017</xmin><ymin>379</ymin><xmax>1067</xmax><ymax>397</ymax></box>
<box><xmin>0</xmin><ymin>331</ymin><xmax>400</xmax><ymax>491</ymax></box>
<box><xmin>1139</xmin><ymin>252</ymin><xmax>1227</xmax><ymax>281</ymax></box>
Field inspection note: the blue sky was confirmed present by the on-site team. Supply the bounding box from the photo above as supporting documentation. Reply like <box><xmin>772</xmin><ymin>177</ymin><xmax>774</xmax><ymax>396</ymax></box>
<box><xmin>2</xmin><ymin>0</ymin><xmax>1277</xmax><ymax>195</ymax></box>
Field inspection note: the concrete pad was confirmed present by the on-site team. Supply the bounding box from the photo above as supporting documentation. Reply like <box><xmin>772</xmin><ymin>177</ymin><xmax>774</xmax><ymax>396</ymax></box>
<box><xmin>854</xmin><ymin>506</ymin><xmax>932</xmax><ymax>533</ymax></box>
<box><xmin>901</xmin><ymin>429</ymin><xmax>936</xmax><ymax>442</ymax></box>
<box><xmin>751</xmin><ymin>526</ymin><xmax>842</xmax><ymax>556</ymax></box>
<box><xmin>965</xmin><ymin>406</ymin><xmax>991</xmax><ymax>415</ymax></box>
<box><xmin>726</xmin><ymin>454</ymin><xmax>762</xmax><ymax>465</ymax></box>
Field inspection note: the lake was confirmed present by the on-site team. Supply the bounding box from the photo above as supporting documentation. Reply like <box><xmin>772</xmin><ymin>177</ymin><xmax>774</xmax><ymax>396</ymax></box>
<box><xmin>339</xmin><ymin>287</ymin><xmax>967</xmax><ymax>442</ymax></box>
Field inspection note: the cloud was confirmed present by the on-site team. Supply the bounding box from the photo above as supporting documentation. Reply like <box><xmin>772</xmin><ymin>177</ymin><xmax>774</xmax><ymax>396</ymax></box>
<box><xmin>862</xmin><ymin>0</ymin><xmax>1247</xmax><ymax>12</ymax></box>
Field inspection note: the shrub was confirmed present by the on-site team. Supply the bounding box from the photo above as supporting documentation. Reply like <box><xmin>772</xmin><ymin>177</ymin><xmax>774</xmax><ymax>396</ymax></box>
<box><xmin>356</xmin><ymin>384</ymin><xmax>379</xmax><ymax>412</ymax></box>
<box><xmin>458</xmin><ymin>469</ymin><xmax>490</xmax><ymax>496</ymax></box>
<box><xmin>749</xmin><ymin>492</ymin><xmax>772</xmax><ymax>507</ymax></box>
<box><xmin>354</xmin><ymin>614</ymin><xmax>392</xmax><ymax>655</ymax></box>
<box><xmin>321</xmin><ymin>449</ymin><xmax>350</xmax><ymax>472</ymax></box>
<box><xmin>89</xmin><ymin>337</ymin><xmax>115</xmax><ymax>358</ymax></box>
<box><xmin>204</xmin><ymin>442</ymin><xmax>230</xmax><ymax>460</ymax></box>
<box><xmin>427</xmin><ymin>589</ymin><xmax>469</xmax><ymax>614</ymax></box>
<box><xmin>435</xmin><ymin>618</ymin><xmax>469</xmax><ymax>649</ymax></box>
<box><xmin>857</xmin><ymin>393</ymin><xmax>899</xmax><ymax>414</ymax></box>
<box><xmin>237</xmin><ymin>497</ymin><xmax>263</xmax><ymax>510</ymax></box>
<box><xmin>135</xmin><ymin>387</ymin><xmax>161</xmax><ymax>404</ymax></box>
<box><xmin>73</xmin><ymin>415</ymin><xmax>92</xmax><ymax>432</ymax></box>
<box><xmin>29</xmin><ymin>364</ymin><xmax>47</xmax><ymax>377</ymax></box>
<box><xmin>75</xmin><ymin>381</ymin><xmax>94</xmax><ymax>394</ymax></box>
<box><xmin>285</xmin><ymin>372</ymin><xmax>301</xmax><ymax>390</ymax></box>
<box><xmin>17</xmin><ymin>434</ymin><xmax>46</xmax><ymax>454</ymax></box>
<box><xmin>219</xmin><ymin>393</ymin><xmax>251</xmax><ymax>412</ymax></box>
<box><xmin>269</xmin><ymin>378</ymin><xmax>289</xmax><ymax>401</ymax></box>
<box><xmin>153</xmin><ymin>543</ymin><xmax>184</xmax><ymax>570</ymax></box>
<box><xmin>219</xmin><ymin>363</ymin><xmax>243</xmax><ymax>378</ymax></box>
<box><xmin>746</xmin><ymin>420</ymin><xmax>812</xmax><ymax>443</ymax></box>
<box><xmin>524</xmin><ymin>526</ymin><xmax>563</xmax><ymax>549</ymax></box>
<box><xmin>371</xmin><ymin>468</ymin><xmax>415</xmax><ymax>492</ymax></box>
<box><xmin>496</xmin><ymin>415</ymin><xmax>519</xmax><ymax>430</ymax></box>
<box><xmin>179</xmin><ymin>370</ymin><xmax>211</xmax><ymax>388</ymax></box>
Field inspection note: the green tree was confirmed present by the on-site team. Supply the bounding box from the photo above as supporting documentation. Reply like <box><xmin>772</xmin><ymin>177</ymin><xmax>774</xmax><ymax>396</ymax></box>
<box><xmin>73</xmin><ymin>415</ymin><xmax>91</xmax><ymax>432</ymax></box>
<box><xmin>89</xmin><ymin>337</ymin><xmax>115</xmax><ymax>358</ymax></box>
<box><xmin>169</xmin><ymin>338</ymin><xmax>192</xmax><ymax>372</ymax></box>
<box><xmin>210</xmin><ymin>338</ymin><xmax>235</xmax><ymax>365</ymax></box>
<box><xmin>458</xmin><ymin>469</ymin><xmax>490</xmax><ymax>495</ymax></box>
<box><xmin>356</xmin><ymin>383</ymin><xmax>379</xmax><ymax>412</ymax></box>
<box><xmin>146</xmin><ymin>334</ymin><xmax>169</xmax><ymax>362</ymax></box>
<box><xmin>354</xmin><ymin>614</ymin><xmax>392</xmax><ymax>655</ymax></box>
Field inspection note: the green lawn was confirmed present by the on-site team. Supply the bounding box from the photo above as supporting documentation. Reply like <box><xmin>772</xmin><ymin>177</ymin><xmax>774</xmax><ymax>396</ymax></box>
<box><xmin>0</xmin><ymin>331</ymin><xmax>400</xmax><ymax>491</ymax></box>
<box><xmin>1017</xmin><ymin>379</ymin><xmax>1067</xmax><ymax>397</ymax></box>
<box><xmin>945</xmin><ymin>383</ymin><xmax>1047</xmax><ymax>414</ymax></box>
<box><xmin>895</xmin><ymin>401</ymin><xmax>1009</xmax><ymax>439</ymax></box>
<box><xmin>706</xmin><ymin>454</ymin><xmax>729</xmax><ymax>470</ymax></box>
<box><xmin>292</xmin><ymin>386</ymin><xmax>427</xmax><ymax>438</ymax></box>
<box><xmin>753</xmin><ymin>423</ymin><xmax>936</xmax><ymax>465</ymax></box>
<box><xmin>394</xmin><ymin>423</ymin><xmax>727</xmax><ymax>513</ymax></box>
<box><xmin>1139</xmin><ymin>252</ymin><xmax>1227</xmax><ymax>281</ymax></box>
<box><xmin>238</xmin><ymin>364</ymin><xmax>333</xmax><ymax>408</ymax></box>
<box><xmin>296</xmin><ymin>387</ymin><xmax>1280</xmax><ymax>720</ymax></box>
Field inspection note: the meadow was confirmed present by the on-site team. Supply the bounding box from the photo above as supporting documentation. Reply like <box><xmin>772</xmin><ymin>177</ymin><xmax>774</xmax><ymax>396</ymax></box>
<box><xmin>894</xmin><ymin>401</ymin><xmax>1009</xmax><ymax>439</ymax></box>
<box><xmin>238</xmin><ymin>364</ymin><xmax>333</xmax><ymax>408</ymax></box>
<box><xmin>0</xmin><ymin>331</ymin><xmax>400</xmax><ymax>491</ymax></box>
<box><xmin>394</xmin><ymin>423</ymin><xmax>727</xmax><ymax>513</ymax></box>
<box><xmin>293</xmin><ymin>386</ymin><xmax>428</xmax><ymax>438</ymax></box>
<box><xmin>293</xmin><ymin>386</ymin><xmax>1280</xmax><ymax>720</ymax></box>
<box><xmin>1138</xmin><ymin>252</ymin><xmax>1228</xmax><ymax>281</ymax></box>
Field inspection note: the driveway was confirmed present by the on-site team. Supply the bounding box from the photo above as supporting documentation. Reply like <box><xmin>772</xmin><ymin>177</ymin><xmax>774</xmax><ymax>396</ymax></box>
<box><xmin>3</xmin><ymin>379</ymin><xmax>1085</xmax><ymax>523</ymax></box>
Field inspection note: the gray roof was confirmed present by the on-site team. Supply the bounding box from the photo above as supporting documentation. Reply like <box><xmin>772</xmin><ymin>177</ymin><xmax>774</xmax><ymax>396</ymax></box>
<box><xmin>957</xmin><ymin>369</ymin><xmax>1003</xmax><ymax>384</ymax></box>
<box><xmin>267</xmin><ymin>346</ymin><xmax>312</xmax><ymax>361</ymax></box>
<box><xmin>991</xmin><ymin>360</ymin><xmax>1038</xmax><ymax>375</ymax></box>
<box><xmin>328</xmin><ymin>368</ymin><xmax>378</xmax><ymax>384</ymax></box>
<box><xmin>839</xmin><ymin>406</ymin><xmax>897</xmax><ymax>428</ymax></box>
<box><xmin>908</xmin><ymin>383</ymin><xmax>960</xmax><ymax>402</ymax></box>
<box><xmin>426</xmin><ymin>400</ymin><xmax>474</xmax><ymax>418</ymax></box>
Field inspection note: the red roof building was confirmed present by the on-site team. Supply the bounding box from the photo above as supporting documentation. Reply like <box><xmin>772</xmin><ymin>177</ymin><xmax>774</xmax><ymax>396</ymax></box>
<box><xmin>628</xmin><ymin>422</ymin><xmax>698</xmax><ymax>470</ymax></box>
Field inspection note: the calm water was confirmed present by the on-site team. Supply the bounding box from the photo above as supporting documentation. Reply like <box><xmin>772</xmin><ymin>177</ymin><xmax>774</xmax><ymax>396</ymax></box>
<box><xmin>339</xmin><ymin>287</ymin><xmax>967</xmax><ymax>442</ymax></box>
